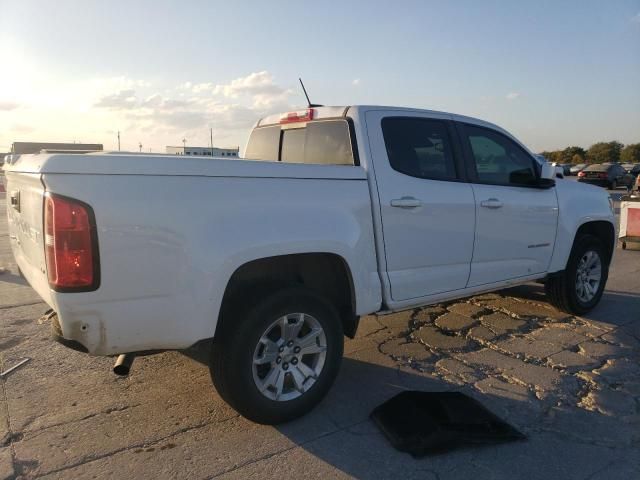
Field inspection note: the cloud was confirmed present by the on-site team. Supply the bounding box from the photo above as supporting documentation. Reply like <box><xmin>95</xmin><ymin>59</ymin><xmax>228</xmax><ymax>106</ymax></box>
<box><xmin>0</xmin><ymin>101</ymin><xmax>20</xmax><ymax>111</ymax></box>
<box><xmin>213</xmin><ymin>71</ymin><xmax>283</xmax><ymax>97</ymax></box>
<box><xmin>506</xmin><ymin>92</ymin><xmax>521</xmax><ymax>101</ymax></box>
<box><xmin>153</xmin><ymin>110</ymin><xmax>208</xmax><ymax>130</ymax></box>
<box><xmin>191</xmin><ymin>82</ymin><xmax>213</xmax><ymax>93</ymax></box>
<box><xmin>94</xmin><ymin>89</ymin><xmax>138</xmax><ymax>109</ymax></box>
<box><xmin>352</xmin><ymin>78</ymin><xmax>361</xmax><ymax>86</ymax></box>
<box><xmin>211</xmin><ymin>71</ymin><xmax>290</xmax><ymax>108</ymax></box>
<box><xmin>1</xmin><ymin>71</ymin><xmax>297</xmax><ymax>152</ymax></box>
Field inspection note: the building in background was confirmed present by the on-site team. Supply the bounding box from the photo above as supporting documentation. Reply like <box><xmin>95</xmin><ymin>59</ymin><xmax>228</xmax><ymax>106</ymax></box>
<box><xmin>11</xmin><ymin>142</ymin><xmax>103</xmax><ymax>154</ymax></box>
<box><xmin>166</xmin><ymin>145</ymin><xmax>239</xmax><ymax>157</ymax></box>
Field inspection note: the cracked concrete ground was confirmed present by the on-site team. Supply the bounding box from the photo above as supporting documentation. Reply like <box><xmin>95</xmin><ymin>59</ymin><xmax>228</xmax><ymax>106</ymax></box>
<box><xmin>1</xmin><ymin>193</ymin><xmax>639</xmax><ymax>479</ymax></box>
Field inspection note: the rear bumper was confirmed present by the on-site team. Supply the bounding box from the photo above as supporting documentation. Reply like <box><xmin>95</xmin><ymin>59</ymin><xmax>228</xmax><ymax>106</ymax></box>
<box><xmin>50</xmin><ymin>311</ymin><xmax>89</xmax><ymax>353</ymax></box>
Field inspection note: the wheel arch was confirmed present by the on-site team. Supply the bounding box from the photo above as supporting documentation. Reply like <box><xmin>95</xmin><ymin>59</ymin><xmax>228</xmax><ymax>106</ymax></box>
<box><xmin>573</xmin><ymin>220</ymin><xmax>616</xmax><ymax>263</ymax></box>
<box><xmin>217</xmin><ymin>252</ymin><xmax>360</xmax><ymax>339</ymax></box>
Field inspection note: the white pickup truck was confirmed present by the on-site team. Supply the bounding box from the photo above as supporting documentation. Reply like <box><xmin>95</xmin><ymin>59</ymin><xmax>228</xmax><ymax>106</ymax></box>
<box><xmin>4</xmin><ymin>105</ymin><xmax>616</xmax><ymax>424</ymax></box>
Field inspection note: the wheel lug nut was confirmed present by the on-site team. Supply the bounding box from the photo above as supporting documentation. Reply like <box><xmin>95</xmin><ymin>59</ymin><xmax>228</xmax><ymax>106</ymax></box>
<box><xmin>294</xmin><ymin>346</ymin><xmax>301</xmax><ymax>354</ymax></box>
<box><xmin>278</xmin><ymin>346</ymin><xmax>284</xmax><ymax>353</ymax></box>
<box><xmin>291</xmin><ymin>358</ymin><xmax>298</xmax><ymax>365</ymax></box>
<box><xmin>287</xmin><ymin>340</ymin><xmax>294</xmax><ymax>347</ymax></box>
<box><xmin>283</xmin><ymin>363</ymin><xmax>289</xmax><ymax>370</ymax></box>
<box><xmin>276</xmin><ymin>356</ymin><xmax>282</xmax><ymax>364</ymax></box>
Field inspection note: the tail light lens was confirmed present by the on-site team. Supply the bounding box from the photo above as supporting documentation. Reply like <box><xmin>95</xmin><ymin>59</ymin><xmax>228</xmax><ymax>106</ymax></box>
<box><xmin>44</xmin><ymin>194</ymin><xmax>100</xmax><ymax>291</ymax></box>
<box><xmin>578</xmin><ymin>171</ymin><xmax>585</xmax><ymax>177</ymax></box>
<box><xmin>280</xmin><ymin>109</ymin><xmax>314</xmax><ymax>124</ymax></box>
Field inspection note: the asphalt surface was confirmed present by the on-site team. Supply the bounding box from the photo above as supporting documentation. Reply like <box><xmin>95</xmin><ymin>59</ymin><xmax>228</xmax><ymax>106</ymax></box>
<box><xmin>1</xmin><ymin>181</ymin><xmax>639</xmax><ymax>479</ymax></box>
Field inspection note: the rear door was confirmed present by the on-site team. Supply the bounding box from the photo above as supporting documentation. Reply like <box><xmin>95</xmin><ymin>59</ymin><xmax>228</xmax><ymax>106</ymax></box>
<box><xmin>457</xmin><ymin>122</ymin><xmax>559</xmax><ymax>286</ymax></box>
<box><xmin>366</xmin><ymin>111</ymin><xmax>476</xmax><ymax>301</ymax></box>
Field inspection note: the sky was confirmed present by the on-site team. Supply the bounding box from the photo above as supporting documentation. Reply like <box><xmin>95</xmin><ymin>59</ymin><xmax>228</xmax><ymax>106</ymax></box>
<box><xmin>0</xmin><ymin>0</ymin><xmax>639</xmax><ymax>154</ymax></box>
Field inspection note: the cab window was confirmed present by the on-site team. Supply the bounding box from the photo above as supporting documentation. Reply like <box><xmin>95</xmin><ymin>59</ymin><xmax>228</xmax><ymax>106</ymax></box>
<box><xmin>381</xmin><ymin>117</ymin><xmax>458</xmax><ymax>180</ymax></box>
<box><xmin>463</xmin><ymin>124</ymin><xmax>537</xmax><ymax>186</ymax></box>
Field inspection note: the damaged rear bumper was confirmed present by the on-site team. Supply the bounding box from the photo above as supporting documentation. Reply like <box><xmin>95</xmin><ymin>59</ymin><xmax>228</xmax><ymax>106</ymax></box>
<box><xmin>48</xmin><ymin>310</ymin><xmax>90</xmax><ymax>353</ymax></box>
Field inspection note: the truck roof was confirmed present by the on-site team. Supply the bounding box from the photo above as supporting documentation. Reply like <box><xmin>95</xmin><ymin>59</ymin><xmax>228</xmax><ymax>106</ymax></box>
<box><xmin>257</xmin><ymin>105</ymin><xmax>506</xmax><ymax>133</ymax></box>
<box><xmin>256</xmin><ymin>105</ymin><xmax>528</xmax><ymax>156</ymax></box>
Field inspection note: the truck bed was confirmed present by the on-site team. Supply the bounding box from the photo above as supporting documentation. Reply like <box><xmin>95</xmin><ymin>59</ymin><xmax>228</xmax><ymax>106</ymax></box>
<box><xmin>4</xmin><ymin>153</ymin><xmax>380</xmax><ymax>355</ymax></box>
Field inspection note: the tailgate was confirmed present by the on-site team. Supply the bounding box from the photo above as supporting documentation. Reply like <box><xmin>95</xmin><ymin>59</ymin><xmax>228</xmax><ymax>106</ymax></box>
<box><xmin>6</xmin><ymin>171</ymin><xmax>53</xmax><ymax>305</ymax></box>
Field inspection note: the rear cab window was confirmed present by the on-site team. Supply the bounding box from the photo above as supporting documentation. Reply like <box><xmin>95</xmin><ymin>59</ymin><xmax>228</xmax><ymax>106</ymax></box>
<box><xmin>244</xmin><ymin>119</ymin><xmax>356</xmax><ymax>165</ymax></box>
<box><xmin>244</xmin><ymin>126</ymin><xmax>280</xmax><ymax>161</ymax></box>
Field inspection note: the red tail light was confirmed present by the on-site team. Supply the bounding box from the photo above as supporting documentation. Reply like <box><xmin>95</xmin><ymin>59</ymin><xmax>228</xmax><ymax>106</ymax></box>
<box><xmin>578</xmin><ymin>171</ymin><xmax>585</xmax><ymax>177</ymax></box>
<box><xmin>44</xmin><ymin>194</ymin><xmax>100</xmax><ymax>291</ymax></box>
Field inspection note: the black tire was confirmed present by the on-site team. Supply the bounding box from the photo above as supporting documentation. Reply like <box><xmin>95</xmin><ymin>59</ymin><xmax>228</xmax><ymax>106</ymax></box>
<box><xmin>210</xmin><ymin>286</ymin><xmax>343</xmax><ymax>424</ymax></box>
<box><xmin>610</xmin><ymin>179</ymin><xmax>617</xmax><ymax>190</ymax></box>
<box><xmin>545</xmin><ymin>234</ymin><xmax>609</xmax><ymax>315</ymax></box>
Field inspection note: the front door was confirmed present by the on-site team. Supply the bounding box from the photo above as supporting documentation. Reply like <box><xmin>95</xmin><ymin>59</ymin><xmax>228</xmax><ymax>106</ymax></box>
<box><xmin>458</xmin><ymin>123</ymin><xmax>559</xmax><ymax>287</ymax></box>
<box><xmin>366</xmin><ymin>111</ymin><xmax>476</xmax><ymax>301</ymax></box>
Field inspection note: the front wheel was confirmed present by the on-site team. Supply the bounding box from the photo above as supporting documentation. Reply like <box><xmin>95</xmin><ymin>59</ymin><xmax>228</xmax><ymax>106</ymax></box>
<box><xmin>545</xmin><ymin>234</ymin><xmax>609</xmax><ymax>315</ymax></box>
<box><xmin>210</xmin><ymin>287</ymin><xmax>343</xmax><ymax>424</ymax></box>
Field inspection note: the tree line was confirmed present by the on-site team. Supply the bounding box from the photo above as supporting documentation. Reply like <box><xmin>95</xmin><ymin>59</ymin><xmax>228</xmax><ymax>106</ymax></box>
<box><xmin>539</xmin><ymin>142</ymin><xmax>640</xmax><ymax>165</ymax></box>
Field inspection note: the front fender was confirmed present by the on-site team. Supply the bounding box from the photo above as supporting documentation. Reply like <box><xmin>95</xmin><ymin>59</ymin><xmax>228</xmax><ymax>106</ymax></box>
<box><xmin>548</xmin><ymin>181</ymin><xmax>616</xmax><ymax>272</ymax></box>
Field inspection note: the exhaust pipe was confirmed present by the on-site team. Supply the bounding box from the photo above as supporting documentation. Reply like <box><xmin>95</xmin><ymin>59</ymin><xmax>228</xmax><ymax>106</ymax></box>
<box><xmin>113</xmin><ymin>354</ymin><xmax>135</xmax><ymax>376</ymax></box>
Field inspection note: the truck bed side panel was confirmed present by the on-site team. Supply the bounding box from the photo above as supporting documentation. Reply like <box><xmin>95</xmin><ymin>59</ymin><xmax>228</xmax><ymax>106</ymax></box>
<box><xmin>41</xmin><ymin>173</ymin><xmax>381</xmax><ymax>355</ymax></box>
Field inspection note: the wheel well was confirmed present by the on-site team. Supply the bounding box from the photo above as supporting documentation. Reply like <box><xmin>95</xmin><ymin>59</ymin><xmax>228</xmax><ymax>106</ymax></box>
<box><xmin>575</xmin><ymin>221</ymin><xmax>615</xmax><ymax>262</ymax></box>
<box><xmin>220</xmin><ymin>253</ymin><xmax>359</xmax><ymax>338</ymax></box>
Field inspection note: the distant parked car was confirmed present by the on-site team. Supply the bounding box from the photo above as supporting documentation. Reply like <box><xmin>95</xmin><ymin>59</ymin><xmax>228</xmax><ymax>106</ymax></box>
<box><xmin>578</xmin><ymin>163</ymin><xmax>635</xmax><ymax>190</ymax></box>
<box><xmin>569</xmin><ymin>163</ymin><xmax>587</xmax><ymax>175</ymax></box>
<box><xmin>630</xmin><ymin>164</ymin><xmax>640</xmax><ymax>177</ymax></box>
<box><xmin>622</xmin><ymin>163</ymin><xmax>635</xmax><ymax>173</ymax></box>
<box><xmin>557</xmin><ymin>163</ymin><xmax>573</xmax><ymax>176</ymax></box>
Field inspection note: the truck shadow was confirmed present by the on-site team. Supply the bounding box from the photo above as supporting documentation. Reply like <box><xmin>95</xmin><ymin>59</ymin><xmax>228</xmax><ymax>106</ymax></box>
<box><xmin>0</xmin><ymin>271</ymin><xmax>30</xmax><ymax>287</ymax></box>
<box><xmin>181</xmin><ymin>325</ymin><xmax>638</xmax><ymax>479</ymax></box>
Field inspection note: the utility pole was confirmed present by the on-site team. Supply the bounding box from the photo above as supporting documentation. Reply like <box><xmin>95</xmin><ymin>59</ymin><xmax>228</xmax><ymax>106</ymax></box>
<box><xmin>117</xmin><ymin>131</ymin><xmax>121</xmax><ymax>151</ymax></box>
<box><xmin>182</xmin><ymin>138</ymin><xmax>186</xmax><ymax>152</ymax></box>
<box><xmin>138</xmin><ymin>142</ymin><xmax>142</xmax><ymax>153</ymax></box>
<box><xmin>210</xmin><ymin>127</ymin><xmax>214</xmax><ymax>157</ymax></box>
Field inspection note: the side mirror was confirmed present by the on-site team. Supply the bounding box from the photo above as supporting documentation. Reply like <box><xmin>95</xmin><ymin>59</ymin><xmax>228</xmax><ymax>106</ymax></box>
<box><xmin>540</xmin><ymin>162</ymin><xmax>556</xmax><ymax>180</ymax></box>
<box><xmin>554</xmin><ymin>165</ymin><xmax>565</xmax><ymax>179</ymax></box>
<box><xmin>537</xmin><ymin>162</ymin><xmax>556</xmax><ymax>188</ymax></box>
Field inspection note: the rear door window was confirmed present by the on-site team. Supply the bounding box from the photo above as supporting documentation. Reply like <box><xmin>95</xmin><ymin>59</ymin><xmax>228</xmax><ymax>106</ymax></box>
<box><xmin>381</xmin><ymin>117</ymin><xmax>458</xmax><ymax>180</ymax></box>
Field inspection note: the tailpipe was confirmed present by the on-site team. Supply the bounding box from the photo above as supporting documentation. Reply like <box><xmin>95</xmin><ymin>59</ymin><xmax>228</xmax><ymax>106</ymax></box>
<box><xmin>113</xmin><ymin>354</ymin><xmax>135</xmax><ymax>376</ymax></box>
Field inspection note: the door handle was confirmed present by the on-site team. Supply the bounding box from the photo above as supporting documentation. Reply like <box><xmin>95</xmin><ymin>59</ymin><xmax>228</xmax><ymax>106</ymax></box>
<box><xmin>480</xmin><ymin>198</ymin><xmax>503</xmax><ymax>209</ymax></box>
<box><xmin>390</xmin><ymin>197</ymin><xmax>422</xmax><ymax>208</ymax></box>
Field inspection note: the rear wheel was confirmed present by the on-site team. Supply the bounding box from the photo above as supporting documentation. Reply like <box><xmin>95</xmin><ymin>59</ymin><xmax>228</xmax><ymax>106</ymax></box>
<box><xmin>610</xmin><ymin>179</ymin><xmax>617</xmax><ymax>190</ymax></box>
<box><xmin>210</xmin><ymin>287</ymin><xmax>343</xmax><ymax>424</ymax></box>
<box><xmin>545</xmin><ymin>234</ymin><xmax>609</xmax><ymax>315</ymax></box>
